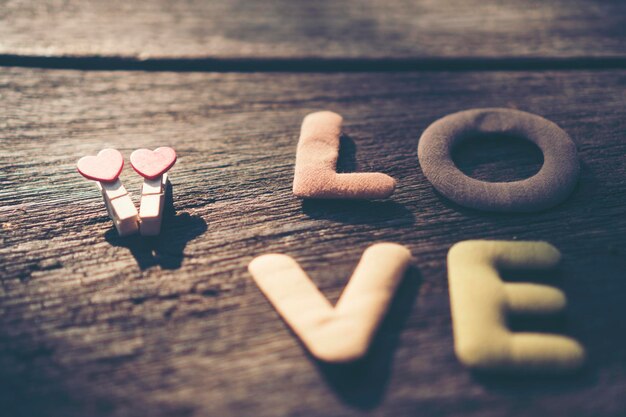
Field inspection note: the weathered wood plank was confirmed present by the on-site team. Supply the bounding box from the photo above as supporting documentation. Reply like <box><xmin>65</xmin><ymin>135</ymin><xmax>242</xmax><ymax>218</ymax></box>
<box><xmin>1</xmin><ymin>0</ymin><xmax>626</xmax><ymax>59</ymax></box>
<box><xmin>1</xmin><ymin>69</ymin><xmax>626</xmax><ymax>417</ymax></box>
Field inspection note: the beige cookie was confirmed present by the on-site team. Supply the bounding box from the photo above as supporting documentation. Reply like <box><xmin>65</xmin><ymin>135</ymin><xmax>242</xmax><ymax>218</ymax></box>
<box><xmin>292</xmin><ymin>111</ymin><xmax>396</xmax><ymax>199</ymax></box>
<box><xmin>447</xmin><ymin>240</ymin><xmax>585</xmax><ymax>373</ymax></box>
<box><xmin>248</xmin><ymin>243</ymin><xmax>412</xmax><ymax>363</ymax></box>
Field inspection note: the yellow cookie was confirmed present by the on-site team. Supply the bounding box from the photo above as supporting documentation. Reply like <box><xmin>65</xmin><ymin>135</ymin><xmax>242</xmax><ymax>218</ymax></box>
<box><xmin>447</xmin><ymin>240</ymin><xmax>585</xmax><ymax>373</ymax></box>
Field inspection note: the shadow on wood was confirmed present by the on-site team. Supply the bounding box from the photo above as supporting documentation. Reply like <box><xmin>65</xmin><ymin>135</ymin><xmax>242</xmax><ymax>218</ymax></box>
<box><xmin>105</xmin><ymin>182</ymin><xmax>207</xmax><ymax>270</ymax></box>
<box><xmin>451</xmin><ymin>132</ymin><xmax>544</xmax><ymax>182</ymax></box>
<box><xmin>336</xmin><ymin>134</ymin><xmax>357</xmax><ymax>174</ymax></box>
<box><xmin>302</xmin><ymin>199</ymin><xmax>414</xmax><ymax>226</ymax></box>
<box><xmin>310</xmin><ymin>265</ymin><xmax>422</xmax><ymax>410</ymax></box>
<box><xmin>470</xmin><ymin>366</ymin><xmax>594</xmax><ymax>393</ymax></box>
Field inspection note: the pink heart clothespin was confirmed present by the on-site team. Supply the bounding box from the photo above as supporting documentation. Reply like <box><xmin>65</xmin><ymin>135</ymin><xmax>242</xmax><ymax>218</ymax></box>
<box><xmin>130</xmin><ymin>147</ymin><xmax>177</xmax><ymax>236</ymax></box>
<box><xmin>77</xmin><ymin>149</ymin><xmax>139</xmax><ymax>236</ymax></box>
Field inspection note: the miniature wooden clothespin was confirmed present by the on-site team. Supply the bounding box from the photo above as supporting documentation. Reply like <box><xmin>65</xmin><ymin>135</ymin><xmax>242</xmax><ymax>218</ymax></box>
<box><xmin>77</xmin><ymin>149</ymin><xmax>140</xmax><ymax>236</ymax></box>
<box><xmin>130</xmin><ymin>147</ymin><xmax>177</xmax><ymax>236</ymax></box>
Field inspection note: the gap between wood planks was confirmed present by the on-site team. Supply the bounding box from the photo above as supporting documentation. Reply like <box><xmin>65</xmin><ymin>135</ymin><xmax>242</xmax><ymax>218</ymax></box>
<box><xmin>2</xmin><ymin>54</ymin><xmax>626</xmax><ymax>72</ymax></box>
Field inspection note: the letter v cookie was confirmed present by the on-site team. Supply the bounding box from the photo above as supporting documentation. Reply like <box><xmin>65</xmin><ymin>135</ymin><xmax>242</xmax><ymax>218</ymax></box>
<box><xmin>292</xmin><ymin>111</ymin><xmax>396</xmax><ymax>199</ymax></box>
<box><xmin>447</xmin><ymin>240</ymin><xmax>585</xmax><ymax>373</ymax></box>
<box><xmin>248</xmin><ymin>243</ymin><xmax>412</xmax><ymax>362</ymax></box>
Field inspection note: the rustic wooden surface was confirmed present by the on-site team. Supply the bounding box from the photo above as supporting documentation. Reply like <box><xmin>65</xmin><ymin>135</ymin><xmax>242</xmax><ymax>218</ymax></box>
<box><xmin>1</xmin><ymin>0</ymin><xmax>626</xmax><ymax>59</ymax></box>
<box><xmin>1</xmin><ymin>68</ymin><xmax>626</xmax><ymax>417</ymax></box>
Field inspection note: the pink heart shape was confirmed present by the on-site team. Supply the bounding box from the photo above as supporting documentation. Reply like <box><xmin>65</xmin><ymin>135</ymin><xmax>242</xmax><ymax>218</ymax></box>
<box><xmin>77</xmin><ymin>149</ymin><xmax>124</xmax><ymax>182</ymax></box>
<box><xmin>130</xmin><ymin>147</ymin><xmax>177</xmax><ymax>179</ymax></box>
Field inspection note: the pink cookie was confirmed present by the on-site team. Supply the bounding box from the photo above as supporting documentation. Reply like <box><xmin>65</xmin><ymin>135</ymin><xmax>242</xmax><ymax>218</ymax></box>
<box><xmin>293</xmin><ymin>111</ymin><xmax>396</xmax><ymax>199</ymax></box>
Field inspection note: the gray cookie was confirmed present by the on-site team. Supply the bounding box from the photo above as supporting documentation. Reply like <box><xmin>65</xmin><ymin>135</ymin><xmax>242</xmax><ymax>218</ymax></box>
<box><xmin>418</xmin><ymin>108</ymin><xmax>579</xmax><ymax>212</ymax></box>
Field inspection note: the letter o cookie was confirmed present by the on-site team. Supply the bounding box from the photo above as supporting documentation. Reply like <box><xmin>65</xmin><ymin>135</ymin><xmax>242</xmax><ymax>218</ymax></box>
<box><xmin>418</xmin><ymin>108</ymin><xmax>580</xmax><ymax>212</ymax></box>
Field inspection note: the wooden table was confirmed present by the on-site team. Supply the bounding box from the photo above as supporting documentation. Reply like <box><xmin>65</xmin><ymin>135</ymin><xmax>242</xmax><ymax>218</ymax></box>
<box><xmin>1</xmin><ymin>2</ymin><xmax>625</xmax><ymax>416</ymax></box>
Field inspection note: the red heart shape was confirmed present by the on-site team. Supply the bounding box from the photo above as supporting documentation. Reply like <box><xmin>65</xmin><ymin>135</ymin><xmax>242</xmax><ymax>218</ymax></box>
<box><xmin>130</xmin><ymin>147</ymin><xmax>177</xmax><ymax>179</ymax></box>
<box><xmin>77</xmin><ymin>149</ymin><xmax>124</xmax><ymax>182</ymax></box>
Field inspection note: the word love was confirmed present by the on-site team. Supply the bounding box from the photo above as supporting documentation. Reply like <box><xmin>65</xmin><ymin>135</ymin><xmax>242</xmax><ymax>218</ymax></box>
<box><xmin>293</xmin><ymin>108</ymin><xmax>580</xmax><ymax>213</ymax></box>
<box><xmin>249</xmin><ymin>240</ymin><xmax>585</xmax><ymax>373</ymax></box>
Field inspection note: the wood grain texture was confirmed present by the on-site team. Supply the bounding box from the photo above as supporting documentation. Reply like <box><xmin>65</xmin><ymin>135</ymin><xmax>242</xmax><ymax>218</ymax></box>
<box><xmin>1</xmin><ymin>0</ymin><xmax>626</xmax><ymax>59</ymax></box>
<box><xmin>1</xmin><ymin>68</ymin><xmax>626</xmax><ymax>417</ymax></box>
